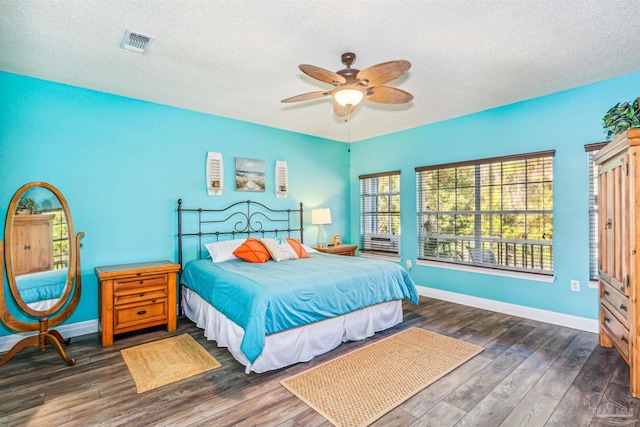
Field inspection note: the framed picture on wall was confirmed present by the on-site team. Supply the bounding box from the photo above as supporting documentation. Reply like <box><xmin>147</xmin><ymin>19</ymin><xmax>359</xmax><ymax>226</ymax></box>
<box><xmin>235</xmin><ymin>157</ymin><xmax>266</xmax><ymax>192</ymax></box>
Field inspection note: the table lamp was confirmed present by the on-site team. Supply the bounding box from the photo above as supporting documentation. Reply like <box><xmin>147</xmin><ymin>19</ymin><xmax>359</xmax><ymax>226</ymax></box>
<box><xmin>311</xmin><ymin>208</ymin><xmax>332</xmax><ymax>248</ymax></box>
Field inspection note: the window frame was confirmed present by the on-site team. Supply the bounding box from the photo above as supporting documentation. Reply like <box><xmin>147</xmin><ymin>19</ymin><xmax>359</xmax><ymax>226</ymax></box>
<box><xmin>359</xmin><ymin>170</ymin><xmax>401</xmax><ymax>258</ymax></box>
<box><xmin>415</xmin><ymin>150</ymin><xmax>555</xmax><ymax>276</ymax></box>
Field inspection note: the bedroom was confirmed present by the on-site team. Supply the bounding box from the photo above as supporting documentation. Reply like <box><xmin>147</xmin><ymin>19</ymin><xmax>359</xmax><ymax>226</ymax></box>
<box><xmin>2</xmin><ymin>0</ymin><xmax>640</xmax><ymax>425</ymax></box>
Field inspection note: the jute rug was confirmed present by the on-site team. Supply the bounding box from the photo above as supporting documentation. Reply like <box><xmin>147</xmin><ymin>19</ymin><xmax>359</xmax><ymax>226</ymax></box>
<box><xmin>121</xmin><ymin>333</ymin><xmax>221</xmax><ymax>393</ymax></box>
<box><xmin>280</xmin><ymin>327</ymin><xmax>483</xmax><ymax>427</ymax></box>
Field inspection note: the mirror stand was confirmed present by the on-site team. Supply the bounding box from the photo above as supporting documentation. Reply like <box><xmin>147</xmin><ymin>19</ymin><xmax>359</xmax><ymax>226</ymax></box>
<box><xmin>0</xmin><ymin>316</ymin><xmax>74</xmax><ymax>367</ymax></box>
<box><xmin>1</xmin><ymin>182</ymin><xmax>84</xmax><ymax>367</ymax></box>
<box><xmin>0</xmin><ymin>232</ymin><xmax>84</xmax><ymax>367</ymax></box>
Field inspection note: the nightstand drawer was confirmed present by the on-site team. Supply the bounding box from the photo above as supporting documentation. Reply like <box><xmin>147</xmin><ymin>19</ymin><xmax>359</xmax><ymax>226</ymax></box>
<box><xmin>114</xmin><ymin>273</ymin><xmax>168</xmax><ymax>291</ymax></box>
<box><xmin>114</xmin><ymin>300</ymin><xmax>167</xmax><ymax>331</ymax></box>
<box><xmin>114</xmin><ymin>286</ymin><xmax>167</xmax><ymax>306</ymax></box>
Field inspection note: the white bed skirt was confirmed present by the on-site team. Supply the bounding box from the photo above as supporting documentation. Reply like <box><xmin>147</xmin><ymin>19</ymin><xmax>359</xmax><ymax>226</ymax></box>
<box><xmin>182</xmin><ymin>286</ymin><xmax>403</xmax><ymax>373</ymax></box>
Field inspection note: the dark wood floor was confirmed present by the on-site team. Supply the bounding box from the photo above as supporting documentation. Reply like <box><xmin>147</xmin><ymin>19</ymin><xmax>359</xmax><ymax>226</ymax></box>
<box><xmin>1</xmin><ymin>296</ymin><xmax>638</xmax><ymax>426</ymax></box>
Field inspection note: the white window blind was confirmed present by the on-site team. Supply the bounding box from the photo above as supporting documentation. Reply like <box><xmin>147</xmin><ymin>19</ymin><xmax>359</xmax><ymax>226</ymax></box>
<box><xmin>416</xmin><ymin>150</ymin><xmax>555</xmax><ymax>275</ymax></box>
<box><xmin>359</xmin><ymin>171</ymin><xmax>401</xmax><ymax>256</ymax></box>
<box><xmin>585</xmin><ymin>142</ymin><xmax>608</xmax><ymax>281</ymax></box>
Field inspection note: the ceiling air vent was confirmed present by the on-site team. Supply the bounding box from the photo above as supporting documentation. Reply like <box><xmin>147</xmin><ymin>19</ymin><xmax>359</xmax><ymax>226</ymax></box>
<box><xmin>120</xmin><ymin>30</ymin><xmax>154</xmax><ymax>54</ymax></box>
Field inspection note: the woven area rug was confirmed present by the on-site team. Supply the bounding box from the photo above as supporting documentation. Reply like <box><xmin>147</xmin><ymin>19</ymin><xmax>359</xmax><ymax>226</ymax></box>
<box><xmin>121</xmin><ymin>333</ymin><xmax>221</xmax><ymax>393</ymax></box>
<box><xmin>281</xmin><ymin>327</ymin><xmax>483</xmax><ymax>427</ymax></box>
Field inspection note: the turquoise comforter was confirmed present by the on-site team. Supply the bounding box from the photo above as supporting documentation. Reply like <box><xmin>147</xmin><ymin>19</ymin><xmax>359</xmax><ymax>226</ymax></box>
<box><xmin>16</xmin><ymin>269</ymin><xmax>68</xmax><ymax>304</ymax></box>
<box><xmin>181</xmin><ymin>253</ymin><xmax>419</xmax><ymax>363</ymax></box>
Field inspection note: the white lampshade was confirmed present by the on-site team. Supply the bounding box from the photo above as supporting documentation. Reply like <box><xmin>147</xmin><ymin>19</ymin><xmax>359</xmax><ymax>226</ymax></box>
<box><xmin>311</xmin><ymin>208</ymin><xmax>332</xmax><ymax>225</ymax></box>
<box><xmin>333</xmin><ymin>87</ymin><xmax>364</xmax><ymax>107</ymax></box>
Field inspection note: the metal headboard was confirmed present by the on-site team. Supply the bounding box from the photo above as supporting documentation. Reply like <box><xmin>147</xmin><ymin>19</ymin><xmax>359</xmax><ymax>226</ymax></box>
<box><xmin>178</xmin><ymin>199</ymin><xmax>304</xmax><ymax>264</ymax></box>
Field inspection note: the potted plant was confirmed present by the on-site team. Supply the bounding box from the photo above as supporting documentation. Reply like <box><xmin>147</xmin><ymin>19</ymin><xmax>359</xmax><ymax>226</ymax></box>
<box><xmin>603</xmin><ymin>97</ymin><xmax>640</xmax><ymax>140</ymax></box>
<box><xmin>16</xmin><ymin>198</ymin><xmax>40</xmax><ymax>215</ymax></box>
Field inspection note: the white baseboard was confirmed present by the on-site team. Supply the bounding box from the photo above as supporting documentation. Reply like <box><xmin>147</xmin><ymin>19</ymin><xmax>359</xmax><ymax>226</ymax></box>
<box><xmin>0</xmin><ymin>320</ymin><xmax>98</xmax><ymax>353</ymax></box>
<box><xmin>417</xmin><ymin>285</ymin><xmax>599</xmax><ymax>333</ymax></box>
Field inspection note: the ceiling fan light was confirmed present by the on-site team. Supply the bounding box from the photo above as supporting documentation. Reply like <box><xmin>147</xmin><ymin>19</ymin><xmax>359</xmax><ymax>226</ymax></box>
<box><xmin>333</xmin><ymin>87</ymin><xmax>364</xmax><ymax>107</ymax></box>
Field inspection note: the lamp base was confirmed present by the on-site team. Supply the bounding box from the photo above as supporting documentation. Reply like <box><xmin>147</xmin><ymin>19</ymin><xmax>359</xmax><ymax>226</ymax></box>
<box><xmin>316</xmin><ymin>225</ymin><xmax>327</xmax><ymax>248</ymax></box>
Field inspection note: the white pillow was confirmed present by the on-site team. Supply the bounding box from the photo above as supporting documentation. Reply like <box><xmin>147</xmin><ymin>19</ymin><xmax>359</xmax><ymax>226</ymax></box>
<box><xmin>260</xmin><ymin>237</ymin><xmax>299</xmax><ymax>262</ymax></box>
<box><xmin>302</xmin><ymin>243</ymin><xmax>317</xmax><ymax>253</ymax></box>
<box><xmin>204</xmin><ymin>239</ymin><xmax>244</xmax><ymax>263</ymax></box>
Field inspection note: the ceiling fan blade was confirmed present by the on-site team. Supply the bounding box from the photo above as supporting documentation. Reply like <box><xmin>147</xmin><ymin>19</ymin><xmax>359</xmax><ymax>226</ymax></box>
<box><xmin>356</xmin><ymin>60</ymin><xmax>411</xmax><ymax>87</ymax></box>
<box><xmin>299</xmin><ymin>64</ymin><xmax>347</xmax><ymax>85</ymax></box>
<box><xmin>366</xmin><ymin>86</ymin><xmax>414</xmax><ymax>104</ymax></box>
<box><xmin>281</xmin><ymin>91</ymin><xmax>330</xmax><ymax>103</ymax></box>
<box><xmin>333</xmin><ymin>101</ymin><xmax>358</xmax><ymax>117</ymax></box>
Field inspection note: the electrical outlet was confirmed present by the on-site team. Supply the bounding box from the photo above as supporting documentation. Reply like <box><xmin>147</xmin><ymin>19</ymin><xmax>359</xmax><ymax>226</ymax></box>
<box><xmin>406</xmin><ymin>260</ymin><xmax>412</xmax><ymax>270</ymax></box>
<box><xmin>571</xmin><ymin>280</ymin><xmax>580</xmax><ymax>292</ymax></box>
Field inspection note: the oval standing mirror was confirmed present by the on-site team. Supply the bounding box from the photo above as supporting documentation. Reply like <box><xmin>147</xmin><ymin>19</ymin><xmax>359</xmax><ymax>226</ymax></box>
<box><xmin>7</xmin><ymin>184</ymin><xmax>74</xmax><ymax>316</ymax></box>
<box><xmin>1</xmin><ymin>181</ymin><xmax>84</xmax><ymax>367</ymax></box>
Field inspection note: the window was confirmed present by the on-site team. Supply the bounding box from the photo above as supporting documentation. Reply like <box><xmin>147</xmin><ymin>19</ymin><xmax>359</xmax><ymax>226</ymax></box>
<box><xmin>585</xmin><ymin>142</ymin><xmax>608</xmax><ymax>281</ymax></box>
<box><xmin>359</xmin><ymin>171</ymin><xmax>401</xmax><ymax>257</ymax></box>
<box><xmin>416</xmin><ymin>150</ymin><xmax>555</xmax><ymax>275</ymax></box>
<box><xmin>47</xmin><ymin>208</ymin><xmax>70</xmax><ymax>269</ymax></box>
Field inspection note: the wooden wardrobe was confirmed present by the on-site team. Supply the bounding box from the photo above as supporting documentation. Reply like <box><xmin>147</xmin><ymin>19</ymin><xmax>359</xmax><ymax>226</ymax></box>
<box><xmin>11</xmin><ymin>213</ymin><xmax>55</xmax><ymax>276</ymax></box>
<box><xmin>594</xmin><ymin>128</ymin><xmax>640</xmax><ymax>397</ymax></box>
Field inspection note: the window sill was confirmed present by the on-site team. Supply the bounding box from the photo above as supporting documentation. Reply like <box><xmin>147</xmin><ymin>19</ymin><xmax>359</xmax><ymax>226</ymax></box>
<box><xmin>360</xmin><ymin>253</ymin><xmax>402</xmax><ymax>263</ymax></box>
<box><xmin>415</xmin><ymin>259</ymin><xmax>556</xmax><ymax>283</ymax></box>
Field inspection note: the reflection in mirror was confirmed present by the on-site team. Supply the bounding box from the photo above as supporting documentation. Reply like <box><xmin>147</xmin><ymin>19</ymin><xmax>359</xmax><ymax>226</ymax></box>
<box><xmin>12</xmin><ymin>187</ymin><xmax>72</xmax><ymax>314</ymax></box>
<box><xmin>1</xmin><ymin>181</ymin><xmax>84</xmax><ymax>367</ymax></box>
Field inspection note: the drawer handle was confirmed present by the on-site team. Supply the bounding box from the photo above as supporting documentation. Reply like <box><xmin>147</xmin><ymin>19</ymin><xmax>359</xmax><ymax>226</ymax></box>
<box><xmin>136</xmin><ymin>310</ymin><xmax>147</xmax><ymax>316</ymax></box>
<box><xmin>620</xmin><ymin>304</ymin><xmax>628</xmax><ymax>312</ymax></box>
<box><xmin>620</xmin><ymin>286</ymin><xmax>626</xmax><ymax>293</ymax></box>
<box><xmin>603</xmin><ymin>290</ymin><xmax>610</xmax><ymax>296</ymax></box>
<box><xmin>139</xmin><ymin>293</ymin><xmax>145</xmax><ymax>297</ymax></box>
<box><xmin>139</xmin><ymin>280</ymin><xmax>144</xmax><ymax>284</ymax></box>
<box><xmin>604</xmin><ymin>316</ymin><xmax>611</xmax><ymax>323</ymax></box>
<box><xmin>622</xmin><ymin>336</ymin><xmax>629</xmax><ymax>344</ymax></box>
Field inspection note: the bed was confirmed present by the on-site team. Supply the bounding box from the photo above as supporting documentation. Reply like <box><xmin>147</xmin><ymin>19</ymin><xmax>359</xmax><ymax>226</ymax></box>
<box><xmin>177</xmin><ymin>199</ymin><xmax>418</xmax><ymax>373</ymax></box>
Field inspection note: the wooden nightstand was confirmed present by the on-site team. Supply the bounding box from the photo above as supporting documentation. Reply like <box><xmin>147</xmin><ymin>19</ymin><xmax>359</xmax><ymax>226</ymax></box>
<box><xmin>312</xmin><ymin>244</ymin><xmax>358</xmax><ymax>257</ymax></box>
<box><xmin>95</xmin><ymin>260</ymin><xmax>180</xmax><ymax>346</ymax></box>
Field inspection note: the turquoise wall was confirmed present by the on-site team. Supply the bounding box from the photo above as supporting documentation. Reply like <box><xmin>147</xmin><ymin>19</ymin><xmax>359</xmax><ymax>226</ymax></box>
<box><xmin>2</xmin><ymin>69</ymin><xmax>639</xmax><ymax>338</ymax></box>
<box><xmin>0</xmin><ymin>72</ymin><xmax>350</xmax><ymax>337</ymax></box>
<box><xmin>350</xmin><ymin>71</ymin><xmax>640</xmax><ymax>319</ymax></box>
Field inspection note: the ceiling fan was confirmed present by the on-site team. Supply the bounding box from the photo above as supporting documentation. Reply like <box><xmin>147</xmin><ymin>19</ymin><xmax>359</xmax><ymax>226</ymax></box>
<box><xmin>281</xmin><ymin>52</ymin><xmax>413</xmax><ymax>118</ymax></box>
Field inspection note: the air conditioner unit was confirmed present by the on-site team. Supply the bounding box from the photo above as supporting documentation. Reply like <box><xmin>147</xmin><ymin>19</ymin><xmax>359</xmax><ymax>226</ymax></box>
<box><xmin>363</xmin><ymin>233</ymin><xmax>399</xmax><ymax>253</ymax></box>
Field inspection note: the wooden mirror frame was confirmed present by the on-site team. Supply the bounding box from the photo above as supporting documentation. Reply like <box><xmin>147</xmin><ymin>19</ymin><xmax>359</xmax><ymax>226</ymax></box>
<box><xmin>5</xmin><ymin>182</ymin><xmax>75</xmax><ymax>317</ymax></box>
<box><xmin>0</xmin><ymin>181</ymin><xmax>84</xmax><ymax>367</ymax></box>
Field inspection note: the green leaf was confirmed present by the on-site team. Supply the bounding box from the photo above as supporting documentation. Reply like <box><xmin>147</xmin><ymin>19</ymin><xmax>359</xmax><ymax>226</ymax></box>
<box><xmin>618</xmin><ymin>121</ymin><xmax>631</xmax><ymax>130</ymax></box>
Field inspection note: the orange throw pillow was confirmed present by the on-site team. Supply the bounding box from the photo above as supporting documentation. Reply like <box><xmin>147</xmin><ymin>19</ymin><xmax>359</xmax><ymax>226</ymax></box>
<box><xmin>286</xmin><ymin>238</ymin><xmax>309</xmax><ymax>258</ymax></box>
<box><xmin>233</xmin><ymin>237</ymin><xmax>271</xmax><ymax>263</ymax></box>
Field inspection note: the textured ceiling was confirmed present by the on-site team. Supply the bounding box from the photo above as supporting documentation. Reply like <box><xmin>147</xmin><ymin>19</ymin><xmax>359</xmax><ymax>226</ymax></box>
<box><xmin>2</xmin><ymin>0</ymin><xmax>640</xmax><ymax>142</ymax></box>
